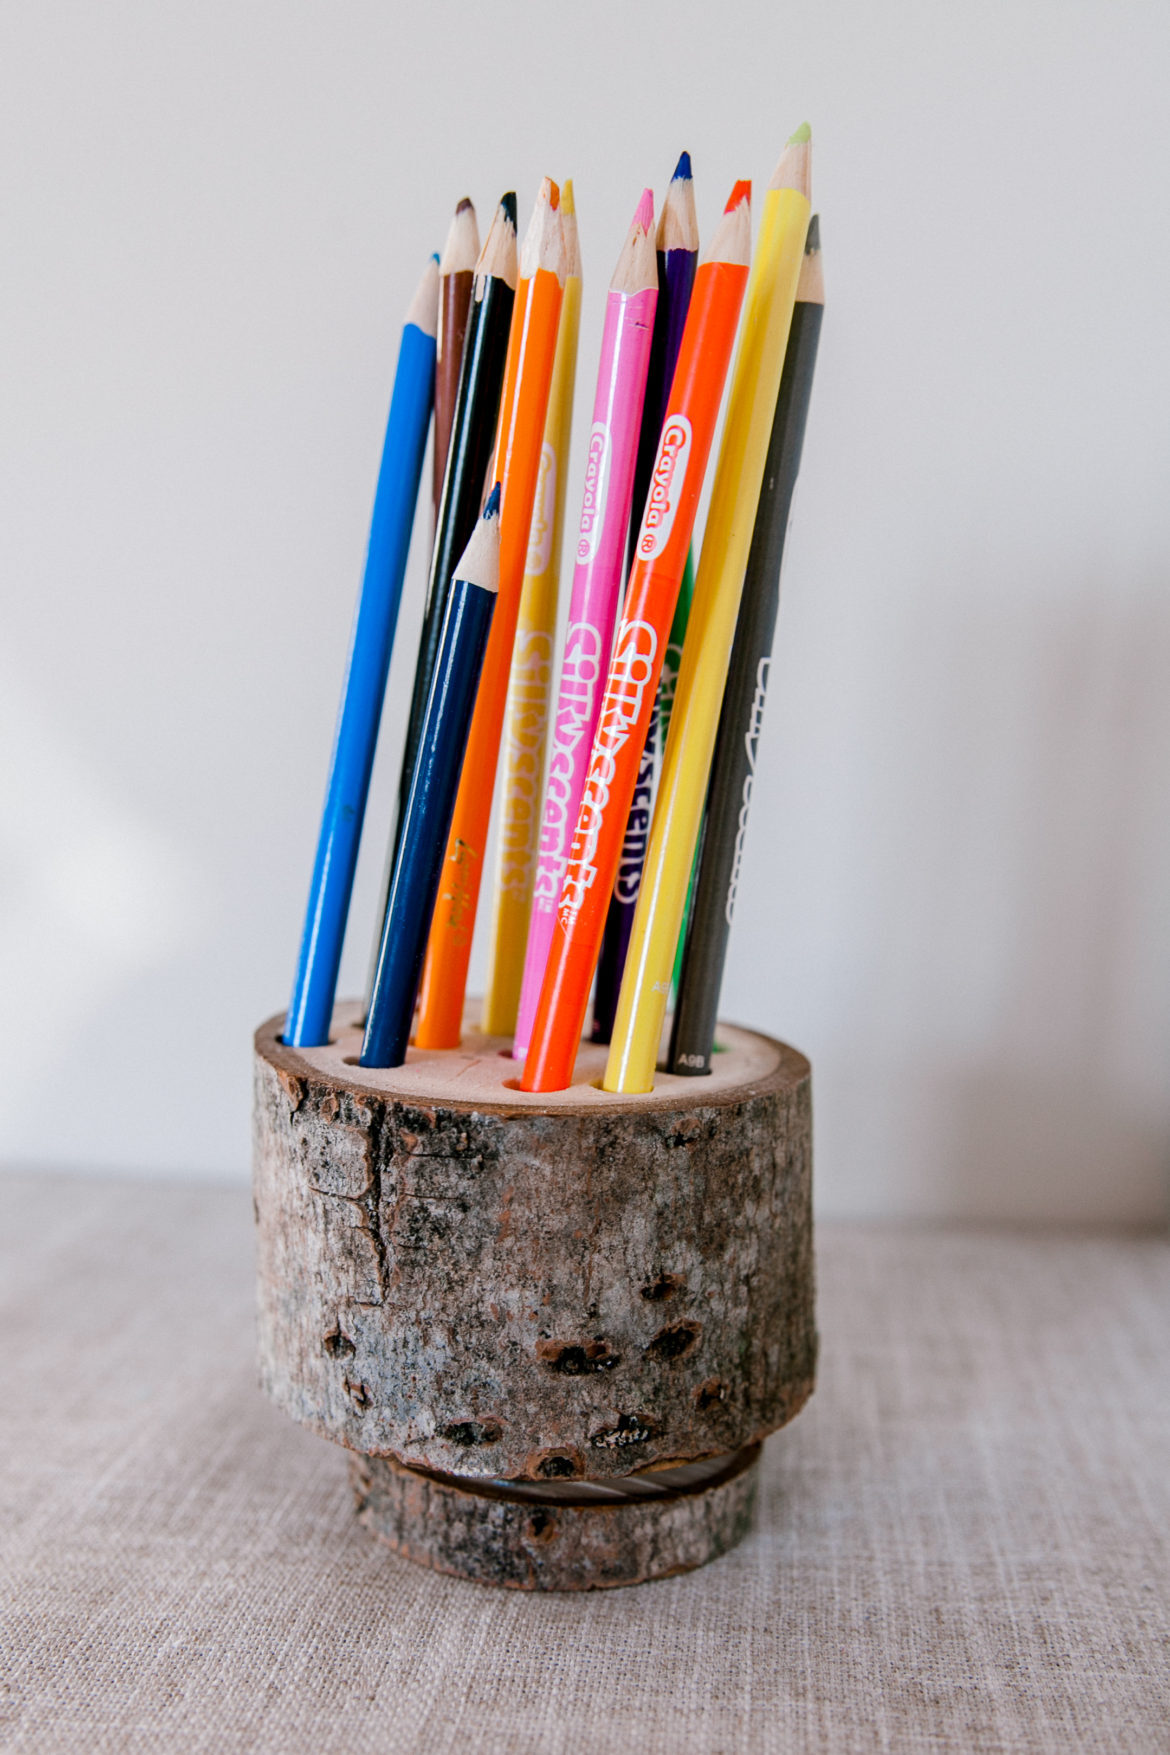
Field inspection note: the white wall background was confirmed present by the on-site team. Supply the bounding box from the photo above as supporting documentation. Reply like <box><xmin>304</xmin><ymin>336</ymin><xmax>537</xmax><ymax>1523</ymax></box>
<box><xmin>2</xmin><ymin>0</ymin><xmax>1168</xmax><ymax>1222</ymax></box>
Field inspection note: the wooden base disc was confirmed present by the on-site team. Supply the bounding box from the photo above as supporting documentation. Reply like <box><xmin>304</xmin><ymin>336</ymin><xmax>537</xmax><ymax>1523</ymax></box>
<box><xmin>350</xmin><ymin>1443</ymin><xmax>762</xmax><ymax>1591</ymax></box>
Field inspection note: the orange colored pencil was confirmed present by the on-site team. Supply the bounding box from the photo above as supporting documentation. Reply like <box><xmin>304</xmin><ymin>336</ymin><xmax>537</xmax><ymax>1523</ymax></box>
<box><xmin>414</xmin><ymin>180</ymin><xmax>566</xmax><ymax>1049</ymax></box>
<box><xmin>520</xmin><ymin>183</ymin><xmax>752</xmax><ymax>1092</ymax></box>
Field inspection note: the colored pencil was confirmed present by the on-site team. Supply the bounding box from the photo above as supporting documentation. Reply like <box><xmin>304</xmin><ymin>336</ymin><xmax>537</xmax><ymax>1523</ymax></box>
<box><xmin>603</xmin><ymin>127</ymin><xmax>813</xmax><ymax>1095</ymax></box>
<box><xmin>433</xmin><ymin>197</ymin><xmax>479</xmax><ymax>522</ymax></box>
<box><xmin>361</xmin><ymin>489</ymin><xmax>502</xmax><ymax>1069</ymax></box>
<box><xmin>284</xmin><ymin>256</ymin><xmax>438</xmax><ymax>1049</ymax></box>
<box><xmin>519</xmin><ymin>184</ymin><xmax>753</xmax><ymax>1093</ymax></box>
<box><xmin>363</xmin><ymin>193</ymin><xmax>517</xmax><ymax>1010</ymax></box>
<box><xmin>592</xmin><ymin>152</ymin><xmax>700</xmax><ymax>1042</ymax></box>
<box><xmin>414</xmin><ymin>179</ymin><xmax>566</xmax><ymax>1050</ymax></box>
<box><xmin>513</xmin><ymin>186</ymin><xmax>659</xmax><ymax>1060</ymax></box>
<box><xmin>481</xmin><ymin>180</ymin><xmax>583</xmax><ymax>1037</ymax></box>
<box><xmin>669</xmin><ymin>216</ymin><xmax>824</xmax><ymax>1074</ymax></box>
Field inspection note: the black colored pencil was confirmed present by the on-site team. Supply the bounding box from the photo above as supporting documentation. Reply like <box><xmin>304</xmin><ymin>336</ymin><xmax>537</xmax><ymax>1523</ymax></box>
<box><xmin>668</xmin><ymin>215</ymin><xmax>824</xmax><ymax>1075</ymax></box>
<box><xmin>361</xmin><ymin>487</ymin><xmax>502</xmax><ymax>1069</ymax></box>
<box><xmin>364</xmin><ymin>193</ymin><xmax>517</xmax><ymax>1010</ymax></box>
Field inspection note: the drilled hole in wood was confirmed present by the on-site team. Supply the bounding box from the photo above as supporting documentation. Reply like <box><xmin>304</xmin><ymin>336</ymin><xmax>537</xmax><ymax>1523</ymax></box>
<box><xmin>526</xmin><ymin>1508</ymin><xmax>558</xmax><ymax>1543</ymax></box>
<box><xmin>589</xmin><ymin>1413</ymin><xmax>658</xmax><ymax>1450</ymax></box>
<box><xmin>440</xmin><ymin>1420</ymin><xmax>503</xmax><ymax>1446</ymax></box>
<box><xmin>536</xmin><ymin>1338</ymin><xmax>621</xmax><ymax>1375</ymax></box>
<box><xmin>640</xmin><ymin>1273</ymin><xmax>685</xmax><ymax>1302</ymax></box>
<box><xmin>644</xmin><ymin>1321</ymin><xmax>702</xmax><ymax>1361</ymax></box>
<box><xmin>535</xmin><ymin>1452</ymin><xmax>582</xmax><ymax>1480</ymax></box>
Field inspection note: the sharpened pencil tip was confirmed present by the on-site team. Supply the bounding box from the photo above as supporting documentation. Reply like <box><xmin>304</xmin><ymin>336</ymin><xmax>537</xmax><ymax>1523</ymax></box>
<box><xmin>725</xmin><ymin>178</ymin><xmax>751</xmax><ymax>213</ymax></box>
<box><xmin>456</xmin><ymin>196</ymin><xmax>473</xmax><ymax>214</ymax></box>
<box><xmin>561</xmin><ymin>178</ymin><xmax>575</xmax><ymax>217</ymax></box>
<box><xmin>431</xmin><ymin>251</ymin><xmax>440</xmax><ymax>264</ymax></box>
<box><xmin>501</xmin><ymin>191</ymin><xmax>517</xmax><ymax>225</ymax></box>
<box><xmin>454</xmin><ymin>483</ymin><xmax>503</xmax><ymax>594</ymax></box>
<box><xmin>521</xmin><ymin>180</ymin><xmax>566</xmax><ymax>280</ymax></box>
<box><xmin>788</xmin><ymin>121</ymin><xmax>812</xmax><ymax>145</ymax></box>
<box><xmin>805</xmin><ymin>213</ymin><xmax>820</xmax><ymax>251</ymax></box>
<box><xmin>634</xmin><ymin>186</ymin><xmax>654</xmax><ymax>233</ymax></box>
<box><xmin>672</xmin><ymin>151</ymin><xmax>692</xmax><ymax>182</ymax></box>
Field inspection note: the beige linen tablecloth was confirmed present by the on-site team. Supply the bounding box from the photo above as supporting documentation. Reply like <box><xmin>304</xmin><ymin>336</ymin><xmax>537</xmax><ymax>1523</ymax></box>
<box><xmin>0</xmin><ymin>1171</ymin><xmax>1166</xmax><ymax>1753</ymax></box>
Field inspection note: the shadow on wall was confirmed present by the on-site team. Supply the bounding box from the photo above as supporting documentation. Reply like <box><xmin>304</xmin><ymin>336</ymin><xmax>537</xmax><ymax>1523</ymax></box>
<box><xmin>822</xmin><ymin>566</ymin><xmax>1170</xmax><ymax>1225</ymax></box>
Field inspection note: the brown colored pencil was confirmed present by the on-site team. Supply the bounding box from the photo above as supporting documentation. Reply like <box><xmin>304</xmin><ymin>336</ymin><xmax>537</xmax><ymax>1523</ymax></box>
<box><xmin>433</xmin><ymin>198</ymin><xmax>480</xmax><ymax>519</ymax></box>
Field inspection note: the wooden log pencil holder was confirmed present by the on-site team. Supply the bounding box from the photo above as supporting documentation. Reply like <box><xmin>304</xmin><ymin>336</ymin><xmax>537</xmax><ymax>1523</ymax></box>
<box><xmin>253</xmin><ymin>1002</ymin><xmax>816</xmax><ymax>1591</ymax></box>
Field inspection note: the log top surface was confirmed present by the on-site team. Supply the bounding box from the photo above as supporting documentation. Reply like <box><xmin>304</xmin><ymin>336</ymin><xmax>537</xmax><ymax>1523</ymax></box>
<box><xmin>256</xmin><ymin>1002</ymin><xmax>806</xmax><ymax>1116</ymax></box>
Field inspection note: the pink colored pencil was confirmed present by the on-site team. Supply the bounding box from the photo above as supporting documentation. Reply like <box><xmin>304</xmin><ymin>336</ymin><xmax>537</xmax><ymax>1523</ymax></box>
<box><xmin>513</xmin><ymin>189</ymin><xmax>658</xmax><ymax>1059</ymax></box>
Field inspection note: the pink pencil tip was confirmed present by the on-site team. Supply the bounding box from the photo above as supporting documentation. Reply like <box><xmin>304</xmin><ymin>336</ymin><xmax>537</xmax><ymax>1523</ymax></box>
<box><xmin>725</xmin><ymin>178</ymin><xmax>752</xmax><ymax>212</ymax></box>
<box><xmin>633</xmin><ymin>186</ymin><xmax>654</xmax><ymax>234</ymax></box>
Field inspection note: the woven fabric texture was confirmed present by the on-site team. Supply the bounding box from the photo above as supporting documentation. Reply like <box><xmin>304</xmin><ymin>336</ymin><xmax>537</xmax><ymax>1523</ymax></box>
<box><xmin>0</xmin><ymin>1171</ymin><xmax>1167</xmax><ymax>1754</ymax></box>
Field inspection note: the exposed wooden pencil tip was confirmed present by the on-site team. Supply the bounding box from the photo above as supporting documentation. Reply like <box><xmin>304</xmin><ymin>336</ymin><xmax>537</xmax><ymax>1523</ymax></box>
<box><xmin>561</xmin><ymin>198</ymin><xmax>582</xmax><ymax>280</ymax></box>
<box><xmin>611</xmin><ymin>188</ymin><xmax>658</xmax><ymax>294</ymax></box>
<box><xmin>405</xmin><ymin>255</ymin><xmax>440</xmax><ymax>337</ymax></box>
<box><xmin>701</xmin><ymin>184</ymin><xmax>752</xmax><ymax>269</ymax></box>
<box><xmin>797</xmin><ymin>213</ymin><xmax>824</xmax><ymax>304</ymax></box>
<box><xmin>474</xmin><ymin>194</ymin><xmax>519</xmax><ymax>293</ymax></box>
<box><xmin>770</xmin><ymin>129</ymin><xmax>812</xmax><ymax>198</ymax></box>
<box><xmin>456</xmin><ymin>483</ymin><xmax>502</xmax><ymax>593</ymax></box>
<box><xmin>520</xmin><ymin>179</ymin><xmax>566</xmax><ymax>282</ymax></box>
<box><xmin>440</xmin><ymin>198</ymin><xmax>480</xmax><ymax>276</ymax></box>
<box><xmin>725</xmin><ymin>178</ymin><xmax>752</xmax><ymax>213</ymax></box>
<box><xmin>658</xmin><ymin>155</ymin><xmax>700</xmax><ymax>253</ymax></box>
<box><xmin>561</xmin><ymin>178</ymin><xmax>575</xmax><ymax>217</ymax></box>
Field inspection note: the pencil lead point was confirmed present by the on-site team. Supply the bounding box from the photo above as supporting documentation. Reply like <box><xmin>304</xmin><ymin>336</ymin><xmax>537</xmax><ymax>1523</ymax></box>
<box><xmin>484</xmin><ymin>482</ymin><xmax>502</xmax><ymax>518</ymax></box>
<box><xmin>725</xmin><ymin>178</ymin><xmax>751</xmax><ymax>213</ymax></box>
<box><xmin>788</xmin><ymin>121</ymin><xmax>812</xmax><ymax>145</ymax></box>
<box><xmin>561</xmin><ymin>178</ymin><xmax>575</xmax><ymax>217</ymax></box>
<box><xmin>501</xmin><ymin>191</ymin><xmax>517</xmax><ymax>226</ymax></box>
<box><xmin>672</xmin><ymin>150</ymin><xmax>692</xmax><ymax>182</ymax></box>
<box><xmin>805</xmin><ymin>213</ymin><xmax>820</xmax><ymax>251</ymax></box>
<box><xmin>431</xmin><ymin>251</ymin><xmax>440</xmax><ymax>264</ymax></box>
<box><xmin>455</xmin><ymin>196</ymin><xmax>473</xmax><ymax>214</ymax></box>
<box><xmin>634</xmin><ymin>187</ymin><xmax>654</xmax><ymax>233</ymax></box>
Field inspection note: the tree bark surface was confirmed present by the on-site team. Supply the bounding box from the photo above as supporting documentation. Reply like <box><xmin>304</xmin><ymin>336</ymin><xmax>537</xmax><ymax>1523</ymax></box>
<box><xmin>253</xmin><ymin>1004</ymin><xmax>815</xmax><ymax>1489</ymax></box>
<box><xmin>350</xmin><ymin>1446</ymin><xmax>762</xmax><ymax>1591</ymax></box>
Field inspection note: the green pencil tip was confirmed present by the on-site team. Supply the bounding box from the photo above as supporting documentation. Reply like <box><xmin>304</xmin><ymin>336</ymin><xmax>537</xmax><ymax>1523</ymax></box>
<box><xmin>788</xmin><ymin>121</ymin><xmax>812</xmax><ymax>144</ymax></box>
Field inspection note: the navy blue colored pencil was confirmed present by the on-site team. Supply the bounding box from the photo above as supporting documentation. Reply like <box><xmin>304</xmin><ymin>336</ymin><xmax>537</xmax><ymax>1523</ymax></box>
<box><xmin>285</xmin><ymin>258</ymin><xmax>439</xmax><ymax>1048</ymax></box>
<box><xmin>361</xmin><ymin>486</ymin><xmax>502</xmax><ymax>1068</ymax></box>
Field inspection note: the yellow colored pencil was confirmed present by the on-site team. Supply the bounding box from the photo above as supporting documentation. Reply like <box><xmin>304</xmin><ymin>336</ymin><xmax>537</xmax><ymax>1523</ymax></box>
<box><xmin>481</xmin><ymin>181</ymin><xmax>582</xmax><ymax>1036</ymax></box>
<box><xmin>603</xmin><ymin>127</ymin><xmax>812</xmax><ymax>1093</ymax></box>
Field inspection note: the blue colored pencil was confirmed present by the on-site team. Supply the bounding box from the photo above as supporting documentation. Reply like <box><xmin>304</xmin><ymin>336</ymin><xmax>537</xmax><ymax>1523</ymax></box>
<box><xmin>361</xmin><ymin>486</ymin><xmax>502</xmax><ymax>1069</ymax></box>
<box><xmin>284</xmin><ymin>257</ymin><xmax>439</xmax><ymax>1049</ymax></box>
